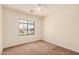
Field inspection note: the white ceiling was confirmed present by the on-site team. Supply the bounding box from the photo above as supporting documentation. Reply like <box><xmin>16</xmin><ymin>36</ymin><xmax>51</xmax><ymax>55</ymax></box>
<box><xmin>3</xmin><ymin>4</ymin><xmax>79</xmax><ymax>17</ymax></box>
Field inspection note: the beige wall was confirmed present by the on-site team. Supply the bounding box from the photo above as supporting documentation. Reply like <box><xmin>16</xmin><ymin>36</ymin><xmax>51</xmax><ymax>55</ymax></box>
<box><xmin>0</xmin><ymin>5</ymin><xmax>3</xmax><ymax>54</ymax></box>
<box><xmin>3</xmin><ymin>7</ymin><xmax>42</xmax><ymax>48</ymax></box>
<box><xmin>43</xmin><ymin>5</ymin><xmax>79</xmax><ymax>53</ymax></box>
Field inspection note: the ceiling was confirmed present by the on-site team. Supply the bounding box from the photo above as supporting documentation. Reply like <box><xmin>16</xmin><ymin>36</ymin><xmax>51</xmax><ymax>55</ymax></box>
<box><xmin>2</xmin><ymin>4</ymin><xmax>79</xmax><ymax>17</ymax></box>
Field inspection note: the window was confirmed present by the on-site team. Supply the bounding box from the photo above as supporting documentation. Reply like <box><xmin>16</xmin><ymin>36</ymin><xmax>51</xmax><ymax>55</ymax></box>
<box><xmin>19</xmin><ymin>20</ymin><xmax>35</xmax><ymax>36</ymax></box>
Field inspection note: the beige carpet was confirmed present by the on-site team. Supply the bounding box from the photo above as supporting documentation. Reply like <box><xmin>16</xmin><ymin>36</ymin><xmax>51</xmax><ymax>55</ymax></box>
<box><xmin>2</xmin><ymin>40</ymin><xmax>79</xmax><ymax>55</ymax></box>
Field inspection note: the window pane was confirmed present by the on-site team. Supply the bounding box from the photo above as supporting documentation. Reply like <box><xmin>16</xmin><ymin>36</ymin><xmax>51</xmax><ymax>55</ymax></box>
<box><xmin>28</xmin><ymin>20</ymin><xmax>34</xmax><ymax>24</ymax></box>
<box><xmin>27</xmin><ymin>20</ymin><xmax>35</xmax><ymax>35</ymax></box>
<box><xmin>20</xmin><ymin>23</ymin><xmax>24</xmax><ymax>36</ymax></box>
<box><xmin>19</xmin><ymin>20</ymin><xmax>35</xmax><ymax>36</ymax></box>
<box><xmin>19</xmin><ymin>20</ymin><xmax>28</xmax><ymax>36</ymax></box>
<box><xmin>20</xmin><ymin>20</ymin><xmax>27</xmax><ymax>23</ymax></box>
<box><xmin>28</xmin><ymin>24</ymin><xmax>33</xmax><ymax>29</ymax></box>
<box><xmin>28</xmin><ymin>29</ymin><xmax>34</xmax><ymax>34</ymax></box>
<box><xmin>23</xmin><ymin>24</ymin><xmax>27</xmax><ymax>35</ymax></box>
